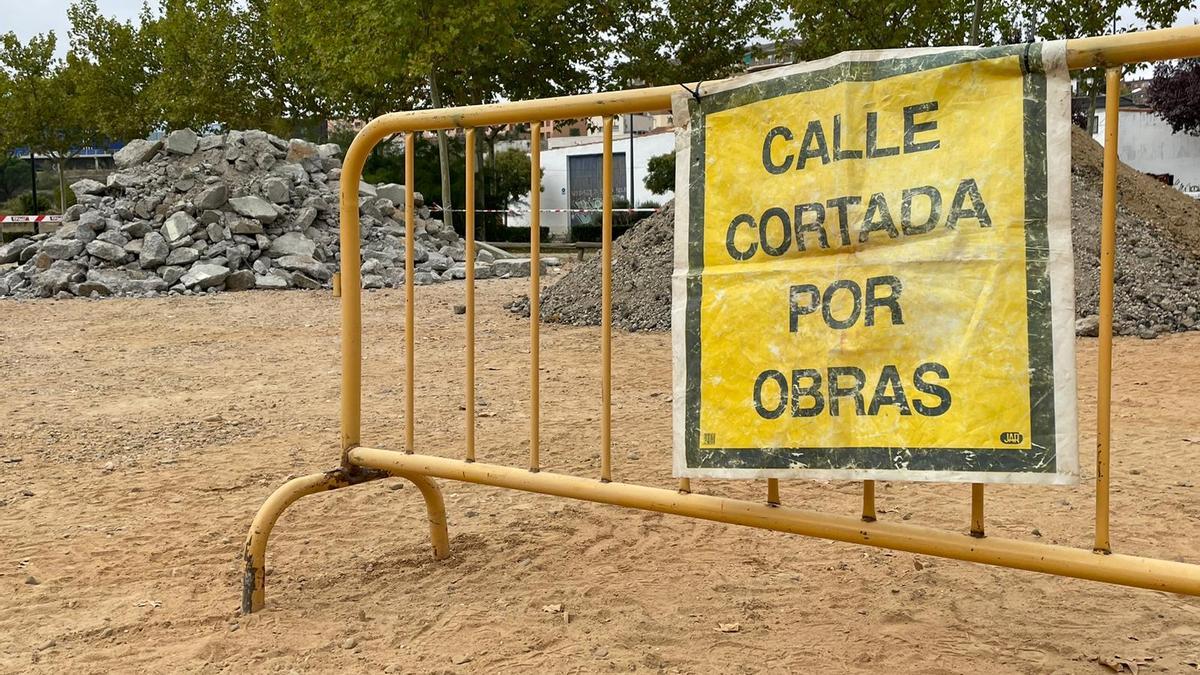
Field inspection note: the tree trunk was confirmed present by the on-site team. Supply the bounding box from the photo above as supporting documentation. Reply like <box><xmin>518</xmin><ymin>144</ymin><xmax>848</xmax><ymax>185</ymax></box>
<box><xmin>1086</xmin><ymin>68</ymin><xmax>1101</xmax><ymax>134</ymax></box>
<box><xmin>970</xmin><ymin>0</ymin><xmax>982</xmax><ymax>44</ymax></box>
<box><xmin>429</xmin><ymin>68</ymin><xmax>453</xmax><ymax>231</ymax></box>
<box><xmin>57</xmin><ymin>157</ymin><xmax>67</xmax><ymax>214</ymax></box>
<box><xmin>480</xmin><ymin>135</ymin><xmax>493</xmax><ymax>240</ymax></box>
<box><xmin>28</xmin><ymin>156</ymin><xmax>38</xmax><ymax>214</ymax></box>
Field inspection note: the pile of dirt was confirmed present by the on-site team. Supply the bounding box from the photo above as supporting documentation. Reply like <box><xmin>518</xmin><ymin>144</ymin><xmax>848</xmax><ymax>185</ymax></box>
<box><xmin>513</xmin><ymin>129</ymin><xmax>1200</xmax><ymax>338</ymax></box>
<box><xmin>508</xmin><ymin>203</ymin><xmax>674</xmax><ymax>331</ymax></box>
<box><xmin>1070</xmin><ymin>126</ymin><xmax>1200</xmax><ymax>253</ymax></box>
<box><xmin>1070</xmin><ymin>127</ymin><xmax>1200</xmax><ymax>336</ymax></box>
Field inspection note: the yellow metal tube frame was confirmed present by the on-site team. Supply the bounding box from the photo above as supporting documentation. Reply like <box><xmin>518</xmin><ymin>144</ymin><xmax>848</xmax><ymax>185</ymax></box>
<box><xmin>241</xmin><ymin>468</ymin><xmax>450</xmax><ymax>614</ymax></box>
<box><xmin>403</xmin><ymin>133</ymin><xmax>416</xmax><ymax>455</ymax></box>
<box><xmin>971</xmin><ymin>483</ymin><xmax>985</xmax><ymax>538</ymax></box>
<box><xmin>243</xmin><ymin>26</ymin><xmax>1200</xmax><ymax>614</ymax></box>
<box><xmin>601</xmin><ymin>117</ymin><xmax>614</xmax><ymax>483</ymax></box>
<box><xmin>465</xmin><ymin>128</ymin><xmax>477</xmax><ymax>463</ymax></box>
<box><xmin>529</xmin><ymin>122</ymin><xmax>542</xmax><ymax>473</ymax></box>
<box><xmin>347</xmin><ymin>449</ymin><xmax>1200</xmax><ymax>597</ymax></box>
<box><xmin>862</xmin><ymin>480</ymin><xmax>876</xmax><ymax>522</ymax></box>
<box><xmin>1095</xmin><ymin>67</ymin><xmax>1121</xmax><ymax>554</ymax></box>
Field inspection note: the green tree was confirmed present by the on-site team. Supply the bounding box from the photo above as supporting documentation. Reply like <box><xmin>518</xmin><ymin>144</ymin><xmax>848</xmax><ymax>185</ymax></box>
<box><xmin>615</xmin><ymin>0</ymin><xmax>781</xmax><ymax>86</ymax></box>
<box><xmin>143</xmin><ymin>0</ymin><xmax>290</xmax><ymax>132</ymax></box>
<box><xmin>0</xmin><ymin>31</ymin><xmax>96</xmax><ymax>212</ymax></box>
<box><xmin>66</xmin><ymin>0</ymin><xmax>158</xmax><ymax>142</ymax></box>
<box><xmin>390</xmin><ymin>0</ymin><xmax>614</xmax><ymax>233</ymax></box>
<box><xmin>267</xmin><ymin>0</ymin><xmax>614</xmax><ymax>236</ymax></box>
<box><xmin>0</xmin><ymin>153</ymin><xmax>34</xmax><ymax>204</ymax></box>
<box><xmin>644</xmin><ymin>152</ymin><xmax>675</xmax><ymax>195</ymax></box>
<box><xmin>783</xmin><ymin>1</ymin><xmax>1192</xmax><ymax>132</ymax></box>
<box><xmin>1017</xmin><ymin>0</ymin><xmax>1194</xmax><ymax>131</ymax></box>
<box><xmin>783</xmin><ymin>0</ymin><xmax>1022</xmax><ymax>62</ymax></box>
<box><xmin>484</xmin><ymin>148</ymin><xmax>532</xmax><ymax>208</ymax></box>
<box><xmin>266</xmin><ymin>1</ymin><xmax>424</xmax><ymax>127</ymax></box>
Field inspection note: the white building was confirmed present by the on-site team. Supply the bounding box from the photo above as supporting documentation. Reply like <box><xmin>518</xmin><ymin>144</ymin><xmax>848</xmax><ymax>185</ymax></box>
<box><xmin>544</xmin><ymin>113</ymin><xmax>663</xmax><ymax>150</ymax></box>
<box><xmin>1094</xmin><ymin>108</ymin><xmax>1200</xmax><ymax>197</ymax></box>
<box><xmin>513</xmin><ymin>129</ymin><xmax>677</xmax><ymax>236</ymax></box>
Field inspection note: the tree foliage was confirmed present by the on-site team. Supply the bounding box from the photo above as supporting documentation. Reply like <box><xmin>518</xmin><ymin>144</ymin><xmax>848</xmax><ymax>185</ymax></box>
<box><xmin>66</xmin><ymin>0</ymin><xmax>157</xmax><ymax>141</ymax></box>
<box><xmin>1017</xmin><ymin>0</ymin><xmax>1193</xmax><ymax>41</ymax></box>
<box><xmin>0</xmin><ymin>33</ymin><xmax>83</xmax><ymax>155</ymax></box>
<box><xmin>782</xmin><ymin>0</ymin><xmax>1192</xmax><ymax>62</ymax></box>
<box><xmin>267</xmin><ymin>0</ymin><xmax>616</xmax><ymax>228</ymax></box>
<box><xmin>143</xmin><ymin>0</ymin><xmax>270</xmax><ymax>131</ymax></box>
<box><xmin>1147</xmin><ymin>58</ymin><xmax>1200</xmax><ymax>136</ymax></box>
<box><xmin>783</xmin><ymin>0</ymin><xmax>1021</xmax><ymax>62</ymax></box>
<box><xmin>0</xmin><ymin>155</ymin><xmax>33</xmax><ymax>203</ymax></box>
<box><xmin>615</xmin><ymin>0</ymin><xmax>780</xmax><ymax>85</ymax></box>
<box><xmin>0</xmin><ymin>31</ymin><xmax>97</xmax><ymax>211</ymax></box>
<box><xmin>12</xmin><ymin>0</ymin><xmax>1198</xmax><ymax>218</ymax></box>
<box><xmin>644</xmin><ymin>152</ymin><xmax>675</xmax><ymax>195</ymax></box>
<box><xmin>484</xmin><ymin>148</ymin><xmax>532</xmax><ymax>207</ymax></box>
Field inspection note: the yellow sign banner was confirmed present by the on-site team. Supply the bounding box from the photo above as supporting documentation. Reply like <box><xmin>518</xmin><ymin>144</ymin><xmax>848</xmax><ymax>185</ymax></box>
<box><xmin>671</xmin><ymin>44</ymin><xmax>1077</xmax><ymax>484</ymax></box>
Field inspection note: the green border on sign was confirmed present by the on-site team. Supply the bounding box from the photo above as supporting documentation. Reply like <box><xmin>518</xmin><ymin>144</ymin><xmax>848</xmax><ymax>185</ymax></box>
<box><xmin>682</xmin><ymin>44</ymin><xmax>1059</xmax><ymax>474</ymax></box>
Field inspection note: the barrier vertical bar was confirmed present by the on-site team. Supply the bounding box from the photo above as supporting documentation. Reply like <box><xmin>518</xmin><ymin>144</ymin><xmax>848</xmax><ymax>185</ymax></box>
<box><xmin>465</xmin><ymin>128</ymin><xmax>477</xmax><ymax>463</ymax></box>
<box><xmin>405</xmin><ymin>132</ymin><xmax>416</xmax><ymax>455</ymax></box>
<box><xmin>338</xmin><ymin>136</ymin><xmax>365</xmax><ymax>463</ymax></box>
<box><xmin>767</xmin><ymin>478</ymin><xmax>780</xmax><ymax>507</ymax></box>
<box><xmin>678</xmin><ymin>478</ymin><xmax>691</xmax><ymax>494</ymax></box>
<box><xmin>862</xmin><ymin>481</ymin><xmax>876</xmax><ymax>522</ymax></box>
<box><xmin>601</xmin><ymin>117</ymin><xmax>614</xmax><ymax>483</ymax></box>
<box><xmin>970</xmin><ymin>483</ymin><xmax>985</xmax><ymax>538</ymax></box>
<box><xmin>530</xmin><ymin>122</ymin><xmax>542</xmax><ymax>472</ymax></box>
<box><xmin>1095</xmin><ymin>67</ymin><xmax>1120</xmax><ymax>554</ymax></box>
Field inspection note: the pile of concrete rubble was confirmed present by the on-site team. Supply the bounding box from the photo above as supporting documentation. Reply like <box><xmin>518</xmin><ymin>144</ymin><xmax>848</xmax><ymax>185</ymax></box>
<box><xmin>0</xmin><ymin>128</ymin><xmax>536</xmax><ymax>299</ymax></box>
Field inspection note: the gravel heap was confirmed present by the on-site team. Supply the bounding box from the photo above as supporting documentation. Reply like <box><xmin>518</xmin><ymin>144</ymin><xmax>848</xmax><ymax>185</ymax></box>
<box><xmin>508</xmin><ymin>202</ymin><xmax>674</xmax><ymax>331</ymax></box>
<box><xmin>513</xmin><ymin>130</ymin><xmax>1200</xmax><ymax>338</ymax></box>
<box><xmin>0</xmin><ymin>128</ymin><xmax>534</xmax><ymax>299</ymax></box>
<box><xmin>1070</xmin><ymin>127</ymin><xmax>1200</xmax><ymax>337</ymax></box>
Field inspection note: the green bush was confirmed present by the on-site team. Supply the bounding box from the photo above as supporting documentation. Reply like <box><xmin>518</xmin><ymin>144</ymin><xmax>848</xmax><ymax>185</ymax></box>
<box><xmin>17</xmin><ymin>192</ymin><xmax>51</xmax><ymax>213</ymax></box>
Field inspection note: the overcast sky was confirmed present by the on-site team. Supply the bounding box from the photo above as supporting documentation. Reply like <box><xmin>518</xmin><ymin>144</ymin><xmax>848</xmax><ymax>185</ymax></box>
<box><xmin>1</xmin><ymin>0</ymin><xmax>146</xmax><ymax>52</ymax></box>
<box><xmin>2</xmin><ymin>0</ymin><xmax>1197</xmax><ymax>58</ymax></box>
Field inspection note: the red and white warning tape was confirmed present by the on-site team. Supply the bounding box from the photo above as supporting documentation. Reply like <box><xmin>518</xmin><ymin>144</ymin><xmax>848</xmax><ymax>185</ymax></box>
<box><xmin>429</xmin><ymin>207</ymin><xmax>663</xmax><ymax>215</ymax></box>
<box><xmin>0</xmin><ymin>215</ymin><xmax>63</xmax><ymax>224</ymax></box>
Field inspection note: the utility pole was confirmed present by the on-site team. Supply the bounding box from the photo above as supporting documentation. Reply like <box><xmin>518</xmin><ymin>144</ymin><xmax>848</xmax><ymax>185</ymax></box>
<box><xmin>628</xmin><ymin>114</ymin><xmax>635</xmax><ymax>209</ymax></box>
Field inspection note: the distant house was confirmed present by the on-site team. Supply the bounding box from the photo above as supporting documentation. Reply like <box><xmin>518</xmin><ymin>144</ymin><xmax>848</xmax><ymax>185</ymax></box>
<box><xmin>1094</xmin><ymin>107</ymin><xmax>1200</xmax><ymax>198</ymax></box>
<box><xmin>512</xmin><ymin>129</ymin><xmax>676</xmax><ymax>236</ymax></box>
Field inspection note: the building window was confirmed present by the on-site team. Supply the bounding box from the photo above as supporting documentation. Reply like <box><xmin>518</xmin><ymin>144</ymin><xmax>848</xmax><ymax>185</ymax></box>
<box><xmin>567</xmin><ymin>152</ymin><xmax>627</xmax><ymax>226</ymax></box>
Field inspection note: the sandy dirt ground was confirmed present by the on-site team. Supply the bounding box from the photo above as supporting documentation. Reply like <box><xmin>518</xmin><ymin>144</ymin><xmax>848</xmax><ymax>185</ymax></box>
<box><xmin>1</xmin><ymin>278</ymin><xmax>1198</xmax><ymax>674</ymax></box>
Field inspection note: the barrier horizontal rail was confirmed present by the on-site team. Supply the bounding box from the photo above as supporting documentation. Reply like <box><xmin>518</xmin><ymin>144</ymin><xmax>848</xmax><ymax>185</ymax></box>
<box><xmin>242</xmin><ymin>24</ymin><xmax>1200</xmax><ymax>615</ymax></box>
<box><xmin>347</xmin><ymin>448</ymin><xmax>1200</xmax><ymax>596</ymax></box>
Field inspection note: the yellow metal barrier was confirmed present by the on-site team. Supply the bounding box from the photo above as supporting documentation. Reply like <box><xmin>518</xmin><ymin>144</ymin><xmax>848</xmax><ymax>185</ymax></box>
<box><xmin>243</xmin><ymin>25</ymin><xmax>1200</xmax><ymax>615</ymax></box>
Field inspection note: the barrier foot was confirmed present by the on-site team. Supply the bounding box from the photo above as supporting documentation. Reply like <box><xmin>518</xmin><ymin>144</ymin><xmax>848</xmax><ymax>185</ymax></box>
<box><xmin>404</xmin><ymin>472</ymin><xmax>452</xmax><ymax>561</ymax></box>
<box><xmin>241</xmin><ymin>466</ymin><xmax>450</xmax><ymax>614</ymax></box>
